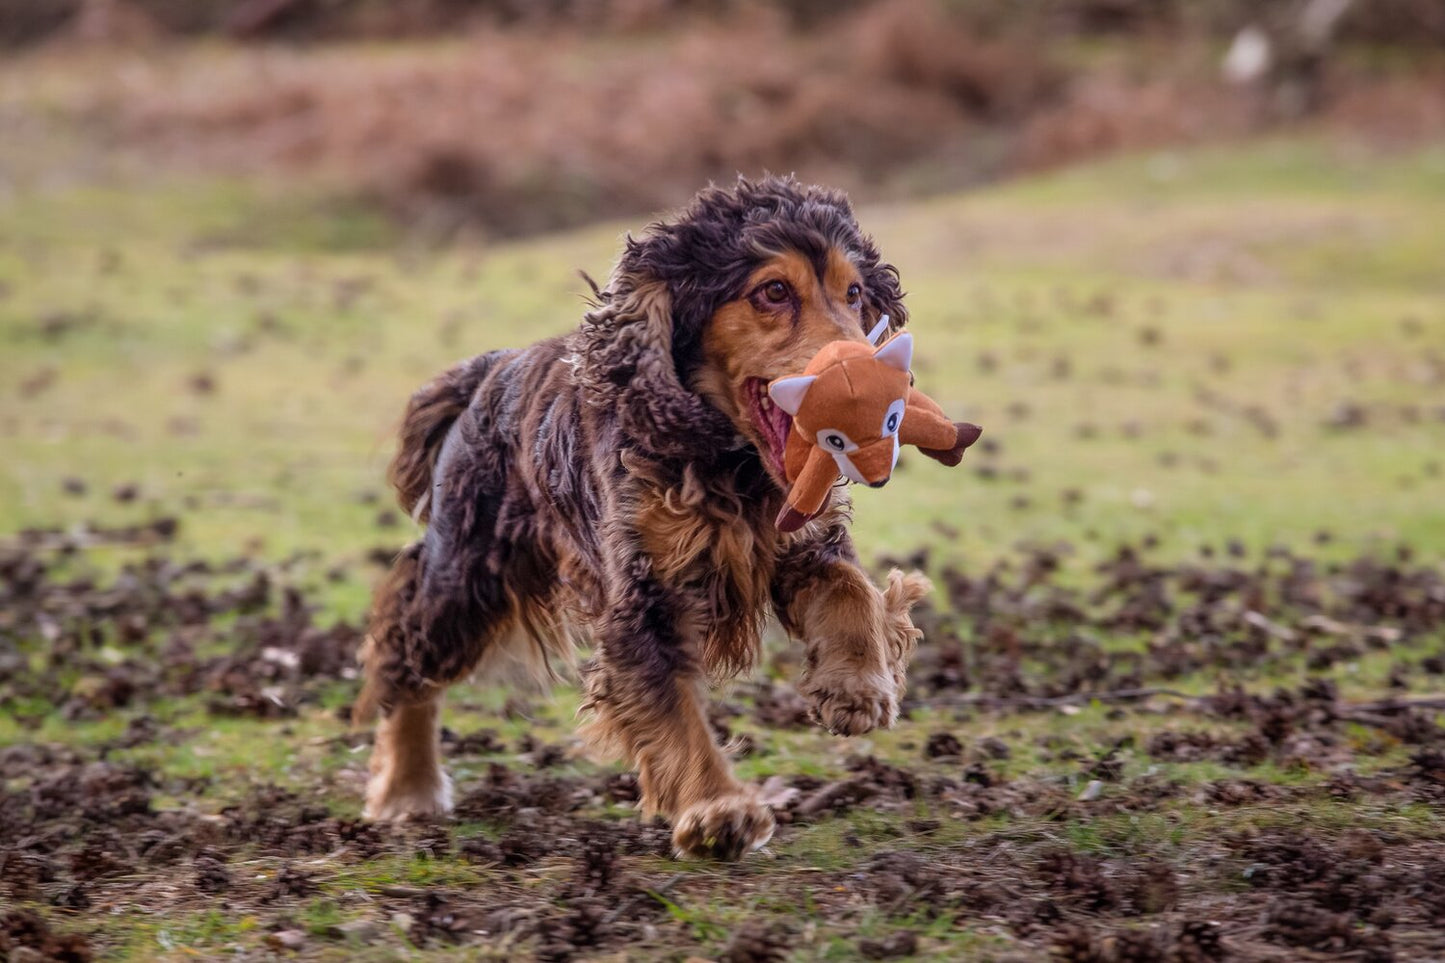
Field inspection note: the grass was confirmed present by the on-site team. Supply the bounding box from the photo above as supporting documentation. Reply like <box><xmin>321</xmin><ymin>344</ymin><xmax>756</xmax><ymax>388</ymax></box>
<box><xmin>4</xmin><ymin>138</ymin><xmax>1442</xmax><ymax>587</ymax></box>
<box><xmin>3</xmin><ymin>131</ymin><xmax>1444</xmax><ymax>960</ymax></box>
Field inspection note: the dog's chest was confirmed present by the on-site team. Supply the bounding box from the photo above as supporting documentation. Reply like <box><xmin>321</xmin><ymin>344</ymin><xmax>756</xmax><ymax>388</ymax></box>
<box><xmin>633</xmin><ymin>467</ymin><xmax>777</xmax><ymax>621</ymax></box>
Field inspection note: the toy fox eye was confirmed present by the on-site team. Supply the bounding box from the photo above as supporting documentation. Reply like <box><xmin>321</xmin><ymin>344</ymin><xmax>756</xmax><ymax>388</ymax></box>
<box><xmin>882</xmin><ymin>399</ymin><xmax>906</xmax><ymax>437</ymax></box>
<box><xmin>824</xmin><ymin>433</ymin><xmax>846</xmax><ymax>450</ymax></box>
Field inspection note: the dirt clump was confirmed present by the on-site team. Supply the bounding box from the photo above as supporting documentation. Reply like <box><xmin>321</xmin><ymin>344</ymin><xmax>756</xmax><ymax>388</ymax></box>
<box><xmin>0</xmin><ymin>909</ymin><xmax>94</xmax><ymax>963</ymax></box>
<box><xmin>722</xmin><ymin>921</ymin><xmax>793</xmax><ymax>963</ymax></box>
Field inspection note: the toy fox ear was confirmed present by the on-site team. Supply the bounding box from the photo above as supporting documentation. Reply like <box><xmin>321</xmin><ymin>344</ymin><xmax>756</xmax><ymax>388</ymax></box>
<box><xmin>866</xmin><ymin>314</ymin><xmax>891</xmax><ymax>345</ymax></box>
<box><xmin>768</xmin><ymin>375</ymin><xmax>817</xmax><ymax>416</ymax></box>
<box><xmin>873</xmin><ymin>332</ymin><xmax>913</xmax><ymax>372</ymax></box>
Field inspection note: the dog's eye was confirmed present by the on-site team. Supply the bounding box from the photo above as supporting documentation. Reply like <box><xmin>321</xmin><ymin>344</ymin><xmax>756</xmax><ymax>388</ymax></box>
<box><xmin>846</xmin><ymin>283</ymin><xmax>862</xmax><ymax>307</ymax></box>
<box><xmin>762</xmin><ymin>281</ymin><xmax>790</xmax><ymax>305</ymax></box>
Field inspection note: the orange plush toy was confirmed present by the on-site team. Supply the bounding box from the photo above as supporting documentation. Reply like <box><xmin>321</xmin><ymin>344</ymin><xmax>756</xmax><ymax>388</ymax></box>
<box><xmin>768</xmin><ymin>323</ymin><xmax>981</xmax><ymax>533</ymax></box>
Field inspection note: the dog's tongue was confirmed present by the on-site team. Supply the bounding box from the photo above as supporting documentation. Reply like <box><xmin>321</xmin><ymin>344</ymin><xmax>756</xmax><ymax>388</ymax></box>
<box><xmin>768</xmin><ymin>405</ymin><xmax>792</xmax><ymax>464</ymax></box>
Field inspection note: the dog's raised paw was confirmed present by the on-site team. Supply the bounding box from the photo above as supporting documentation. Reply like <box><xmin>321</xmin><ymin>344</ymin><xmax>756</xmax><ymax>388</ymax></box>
<box><xmin>803</xmin><ymin>674</ymin><xmax>898</xmax><ymax>737</ymax></box>
<box><xmin>671</xmin><ymin>791</ymin><xmax>775</xmax><ymax>860</ymax></box>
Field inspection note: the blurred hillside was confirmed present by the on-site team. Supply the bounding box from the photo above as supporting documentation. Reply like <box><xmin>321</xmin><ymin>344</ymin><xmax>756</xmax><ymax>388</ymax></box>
<box><xmin>6</xmin><ymin>0</ymin><xmax>1445</xmax><ymax>46</ymax></box>
<box><xmin>1</xmin><ymin>0</ymin><xmax>1443</xmax><ymax>239</ymax></box>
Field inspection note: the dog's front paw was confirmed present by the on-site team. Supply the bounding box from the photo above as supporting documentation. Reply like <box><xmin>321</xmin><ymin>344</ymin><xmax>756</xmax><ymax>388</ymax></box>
<box><xmin>671</xmin><ymin>790</ymin><xmax>775</xmax><ymax>860</ymax></box>
<box><xmin>800</xmin><ymin>670</ymin><xmax>898</xmax><ymax>736</ymax></box>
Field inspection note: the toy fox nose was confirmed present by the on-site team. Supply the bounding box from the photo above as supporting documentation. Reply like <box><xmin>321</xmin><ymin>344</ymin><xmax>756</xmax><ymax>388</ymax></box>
<box><xmin>851</xmin><ymin>438</ymin><xmax>896</xmax><ymax>486</ymax></box>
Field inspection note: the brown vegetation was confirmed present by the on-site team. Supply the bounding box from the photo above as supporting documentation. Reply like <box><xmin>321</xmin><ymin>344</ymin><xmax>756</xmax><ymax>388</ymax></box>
<box><xmin>8</xmin><ymin>0</ymin><xmax>1445</xmax><ymax>47</ymax></box>
<box><xmin>86</xmin><ymin>2</ymin><xmax>1063</xmax><ymax>238</ymax></box>
<box><xmin>6</xmin><ymin>0</ymin><xmax>1443</xmax><ymax>237</ymax></box>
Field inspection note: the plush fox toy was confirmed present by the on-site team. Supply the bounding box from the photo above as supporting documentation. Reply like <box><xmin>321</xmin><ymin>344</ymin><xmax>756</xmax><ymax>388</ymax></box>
<box><xmin>768</xmin><ymin>324</ymin><xmax>982</xmax><ymax>533</ymax></box>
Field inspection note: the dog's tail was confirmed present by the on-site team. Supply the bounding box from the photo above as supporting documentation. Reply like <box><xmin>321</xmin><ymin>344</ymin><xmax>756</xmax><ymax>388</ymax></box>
<box><xmin>388</xmin><ymin>351</ymin><xmax>504</xmax><ymax>524</ymax></box>
<box><xmin>352</xmin><ymin>542</ymin><xmax>423</xmax><ymax>726</ymax></box>
<box><xmin>357</xmin><ymin>352</ymin><xmax>503</xmax><ymax>727</ymax></box>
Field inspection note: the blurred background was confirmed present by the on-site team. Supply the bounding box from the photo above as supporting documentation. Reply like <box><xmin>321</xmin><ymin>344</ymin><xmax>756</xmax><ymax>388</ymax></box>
<box><xmin>4</xmin><ymin>0</ymin><xmax>1443</xmax><ymax>238</ymax></box>
<box><xmin>1</xmin><ymin>0</ymin><xmax>1443</xmax><ymax>576</ymax></box>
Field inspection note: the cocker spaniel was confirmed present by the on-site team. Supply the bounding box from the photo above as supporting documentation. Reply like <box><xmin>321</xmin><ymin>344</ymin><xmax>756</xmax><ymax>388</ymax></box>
<box><xmin>355</xmin><ymin>176</ymin><xmax>974</xmax><ymax>858</ymax></box>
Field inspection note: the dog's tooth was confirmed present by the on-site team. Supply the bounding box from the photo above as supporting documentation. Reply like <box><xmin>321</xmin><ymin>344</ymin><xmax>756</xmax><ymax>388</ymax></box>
<box><xmin>761</xmin><ymin>396</ymin><xmax>773</xmax><ymax>411</ymax></box>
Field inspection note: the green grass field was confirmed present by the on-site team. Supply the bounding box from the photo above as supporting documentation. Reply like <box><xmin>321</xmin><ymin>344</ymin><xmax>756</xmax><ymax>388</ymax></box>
<box><xmin>4</xmin><ymin>138</ymin><xmax>1442</xmax><ymax>572</ymax></box>
<box><xmin>3</xmin><ymin>135</ymin><xmax>1445</xmax><ymax>961</ymax></box>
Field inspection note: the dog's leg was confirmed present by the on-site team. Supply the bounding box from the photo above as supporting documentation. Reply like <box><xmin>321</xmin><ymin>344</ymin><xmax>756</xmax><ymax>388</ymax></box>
<box><xmin>583</xmin><ymin>562</ymin><xmax>774</xmax><ymax>859</ymax></box>
<box><xmin>359</xmin><ymin>557</ymin><xmax>516</xmax><ymax>820</ymax></box>
<box><xmin>773</xmin><ymin>520</ymin><xmax>931</xmax><ymax>736</ymax></box>
<box><xmin>364</xmin><ymin>689</ymin><xmax>452</xmax><ymax>820</ymax></box>
<box><xmin>357</xmin><ymin>426</ymin><xmax>521</xmax><ymax>821</ymax></box>
<box><xmin>587</xmin><ymin>668</ymin><xmax>774</xmax><ymax>859</ymax></box>
<box><xmin>358</xmin><ymin>532</ymin><xmax>519</xmax><ymax>820</ymax></box>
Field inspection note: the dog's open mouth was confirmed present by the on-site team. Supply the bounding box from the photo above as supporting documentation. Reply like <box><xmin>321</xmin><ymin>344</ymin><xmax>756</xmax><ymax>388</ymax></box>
<box><xmin>744</xmin><ymin>377</ymin><xmax>792</xmax><ymax>480</ymax></box>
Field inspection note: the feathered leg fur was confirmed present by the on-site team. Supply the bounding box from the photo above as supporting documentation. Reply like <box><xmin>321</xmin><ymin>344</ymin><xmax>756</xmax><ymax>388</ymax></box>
<box><xmin>579</xmin><ymin>548</ymin><xmax>775</xmax><ymax>859</ymax></box>
<box><xmin>773</xmin><ymin>518</ymin><xmax>930</xmax><ymax>736</ymax></box>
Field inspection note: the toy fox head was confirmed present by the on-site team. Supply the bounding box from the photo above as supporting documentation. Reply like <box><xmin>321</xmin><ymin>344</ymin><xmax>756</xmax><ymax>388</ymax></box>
<box><xmin>768</xmin><ymin>333</ymin><xmax>915</xmax><ymax>488</ymax></box>
<box><xmin>764</xmin><ymin>328</ymin><xmax>980</xmax><ymax>533</ymax></box>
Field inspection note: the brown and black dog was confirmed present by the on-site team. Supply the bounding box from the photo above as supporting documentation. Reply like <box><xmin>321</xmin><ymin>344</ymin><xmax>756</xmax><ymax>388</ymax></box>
<box><xmin>355</xmin><ymin>176</ymin><xmax>975</xmax><ymax>858</ymax></box>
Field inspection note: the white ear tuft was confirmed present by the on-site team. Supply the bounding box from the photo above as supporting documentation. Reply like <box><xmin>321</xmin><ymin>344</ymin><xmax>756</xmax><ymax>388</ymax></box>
<box><xmin>768</xmin><ymin>375</ymin><xmax>817</xmax><ymax>416</ymax></box>
<box><xmin>866</xmin><ymin>314</ymin><xmax>891</xmax><ymax>345</ymax></box>
<box><xmin>873</xmin><ymin>332</ymin><xmax>913</xmax><ymax>372</ymax></box>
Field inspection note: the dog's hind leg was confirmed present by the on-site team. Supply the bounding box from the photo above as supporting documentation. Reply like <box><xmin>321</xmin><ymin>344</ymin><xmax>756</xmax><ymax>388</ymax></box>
<box><xmin>365</xmin><ymin>683</ymin><xmax>452</xmax><ymax>821</ymax></box>
<box><xmin>357</xmin><ymin>425</ymin><xmax>522</xmax><ymax>821</ymax></box>
<box><xmin>354</xmin><ymin>537</ymin><xmax>498</xmax><ymax>820</ymax></box>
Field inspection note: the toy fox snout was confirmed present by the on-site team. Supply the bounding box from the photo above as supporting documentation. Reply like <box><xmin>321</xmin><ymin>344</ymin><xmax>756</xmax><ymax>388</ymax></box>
<box><xmin>839</xmin><ymin>437</ymin><xmax>899</xmax><ymax>488</ymax></box>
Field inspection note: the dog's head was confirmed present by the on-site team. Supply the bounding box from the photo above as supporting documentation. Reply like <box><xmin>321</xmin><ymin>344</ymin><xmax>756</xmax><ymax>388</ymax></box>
<box><xmin>577</xmin><ymin>175</ymin><xmax>905</xmax><ymax>488</ymax></box>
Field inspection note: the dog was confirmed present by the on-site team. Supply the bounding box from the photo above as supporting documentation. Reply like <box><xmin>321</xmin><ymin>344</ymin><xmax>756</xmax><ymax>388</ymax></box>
<box><xmin>355</xmin><ymin>175</ymin><xmax>954</xmax><ymax>859</ymax></box>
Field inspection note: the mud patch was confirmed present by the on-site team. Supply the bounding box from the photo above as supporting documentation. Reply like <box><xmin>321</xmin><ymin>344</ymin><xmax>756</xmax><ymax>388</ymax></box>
<box><xmin>3</xmin><ymin>528</ymin><xmax>1445</xmax><ymax>959</ymax></box>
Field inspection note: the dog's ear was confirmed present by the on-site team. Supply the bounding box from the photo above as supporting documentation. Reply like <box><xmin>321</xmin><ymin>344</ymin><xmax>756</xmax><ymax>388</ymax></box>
<box><xmin>861</xmin><ymin>258</ymin><xmax>908</xmax><ymax>337</ymax></box>
<box><xmin>576</xmin><ymin>272</ymin><xmax>738</xmax><ymax>458</ymax></box>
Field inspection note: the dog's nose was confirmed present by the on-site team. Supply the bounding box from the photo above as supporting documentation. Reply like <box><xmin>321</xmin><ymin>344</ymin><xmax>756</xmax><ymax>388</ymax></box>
<box><xmin>867</xmin><ymin>478</ymin><xmax>889</xmax><ymax>489</ymax></box>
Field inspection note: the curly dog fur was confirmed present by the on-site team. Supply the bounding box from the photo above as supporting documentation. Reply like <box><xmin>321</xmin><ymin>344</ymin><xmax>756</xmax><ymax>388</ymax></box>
<box><xmin>357</xmin><ymin>176</ymin><xmax>934</xmax><ymax>858</ymax></box>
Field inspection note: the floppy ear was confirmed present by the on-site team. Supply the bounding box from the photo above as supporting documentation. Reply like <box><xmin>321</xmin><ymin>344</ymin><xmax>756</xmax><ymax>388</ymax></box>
<box><xmin>575</xmin><ymin>271</ymin><xmax>738</xmax><ymax>458</ymax></box>
<box><xmin>861</xmin><ymin>257</ymin><xmax>908</xmax><ymax>337</ymax></box>
<box><xmin>873</xmin><ymin>332</ymin><xmax>914</xmax><ymax>373</ymax></box>
<box><xmin>768</xmin><ymin>375</ymin><xmax>817</xmax><ymax>416</ymax></box>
